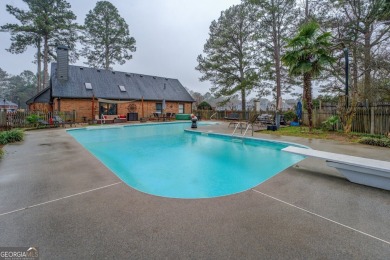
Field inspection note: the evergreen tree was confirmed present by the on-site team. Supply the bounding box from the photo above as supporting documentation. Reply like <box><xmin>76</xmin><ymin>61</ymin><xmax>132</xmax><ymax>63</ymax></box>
<box><xmin>196</xmin><ymin>3</ymin><xmax>260</xmax><ymax>115</ymax></box>
<box><xmin>249</xmin><ymin>0</ymin><xmax>299</xmax><ymax>109</ymax></box>
<box><xmin>7</xmin><ymin>71</ymin><xmax>37</xmax><ymax>109</ymax></box>
<box><xmin>1</xmin><ymin>0</ymin><xmax>79</xmax><ymax>92</ymax></box>
<box><xmin>81</xmin><ymin>1</ymin><xmax>136</xmax><ymax>70</ymax></box>
<box><xmin>0</xmin><ymin>68</ymin><xmax>9</xmax><ymax>99</ymax></box>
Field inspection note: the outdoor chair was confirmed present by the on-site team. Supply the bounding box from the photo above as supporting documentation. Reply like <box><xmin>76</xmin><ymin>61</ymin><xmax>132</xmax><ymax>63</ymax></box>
<box><xmin>258</xmin><ymin>114</ymin><xmax>274</xmax><ymax>125</ymax></box>
<box><xmin>165</xmin><ymin>113</ymin><xmax>174</xmax><ymax>121</ymax></box>
<box><xmin>53</xmin><ymin>116</ymin><xmax>74</xmax><ymax>128</ymax></box>
<box><xmin>149</xmin><ymin>113</ymin><xmax>161</xmax><ymax>121</ymax></box>
<box><xmin>225</xmin><ymin>113</ymin><xmax>240</xmax><ymax>127</ymax></box>
<box><xmin>37</xmin><ymin>119</ymin><xmax>53</xmax><ymax>128</ymax></box>
<box><xmin>224</xmin><ymin>113</ymin><xmax>240</xmax><ymax>121</ymax></box>
<box><xmin>241</xmin><ymin>114</ymin><xmax>265</xmax><ymax>131</ymax></box>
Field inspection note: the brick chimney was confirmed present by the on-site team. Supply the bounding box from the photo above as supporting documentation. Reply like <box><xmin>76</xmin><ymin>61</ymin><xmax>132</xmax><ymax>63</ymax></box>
<box><xmin>57</xmin><ymin>45</ymin><xmax>69</xmax><ymax>81</ymax></box>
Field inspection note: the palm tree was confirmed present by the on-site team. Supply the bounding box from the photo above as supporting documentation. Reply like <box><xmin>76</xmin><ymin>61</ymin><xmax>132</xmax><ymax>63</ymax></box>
<box><xmin>282</xmin><ymin>21</ymin><xmax>335</xmax><ymax>131</ymax></box>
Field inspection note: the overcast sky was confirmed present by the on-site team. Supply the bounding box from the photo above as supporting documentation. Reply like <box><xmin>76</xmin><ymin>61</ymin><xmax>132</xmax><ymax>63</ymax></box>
<box><xmin>0</xmin><ymin>0</ymin><xmax>241</xmax><ymax>94</ymax></box>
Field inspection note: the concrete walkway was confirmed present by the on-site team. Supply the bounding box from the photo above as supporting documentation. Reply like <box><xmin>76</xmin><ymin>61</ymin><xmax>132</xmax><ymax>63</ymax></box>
<box><xmin>0</xmin><ymin>123</ymin><xmax>389</xmax><ymax>259</ymax></box>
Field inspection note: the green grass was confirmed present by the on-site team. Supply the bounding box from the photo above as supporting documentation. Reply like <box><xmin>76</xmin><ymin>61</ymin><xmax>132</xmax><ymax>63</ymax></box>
<box><xmin>259</xmin><ymin>126</ymin><xmax>362</xmax><ymax>142</ymax></box>
<box><xmin>259</xmin><ymin>126</ymin><xmax>390</xmax><ymax>148</ymax></box>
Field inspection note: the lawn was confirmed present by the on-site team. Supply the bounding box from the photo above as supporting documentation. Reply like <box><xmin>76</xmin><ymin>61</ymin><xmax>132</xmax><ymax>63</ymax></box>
<box><xmin>259</xmin><ymin>126</ymin><xmax>384</xmax><ymax>144</ymax></box>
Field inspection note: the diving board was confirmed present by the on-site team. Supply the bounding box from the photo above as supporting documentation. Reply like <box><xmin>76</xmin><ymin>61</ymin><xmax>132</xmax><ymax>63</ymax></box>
<box><xmin>282</xmin><ymin>146</ymin><xmax>390</xmax><ymax>191</ymax></box>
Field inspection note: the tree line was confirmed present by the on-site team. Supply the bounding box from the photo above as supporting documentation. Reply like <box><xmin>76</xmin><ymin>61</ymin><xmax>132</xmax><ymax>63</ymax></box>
<box><xmin>0</xmin><ymin>68</ymin><xmax>36</xmax><ymax>109</ymax></box>
<box><xmin>196</xmin><ymin>0</ymin><xmax>390</xmax><ymax>129</ymax></box>
<box><xmin>1</xmin><ymin>0</ymin><xmax>136</xmax><ymax>94</ymax></box>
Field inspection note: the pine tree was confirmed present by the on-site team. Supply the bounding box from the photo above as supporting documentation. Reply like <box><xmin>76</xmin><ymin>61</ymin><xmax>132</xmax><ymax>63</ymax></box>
<box><xmin>249</xmin><ymin>0</ymin><xmax>299</xmax><ymax>108</ymax></box>
<box><xmin>81</xmin><ymin>1</ymin><xmax>136</xmax><ymax>70</ymax></box>
<box><xmin>1</xmin><ymin>0</ymin><xmax>79</xmax><ymax>92</ymax></box>
<box><xmin>196</xmin><ymin>3</ymin><xmax>260</xmax><ymax>115</ymax></box>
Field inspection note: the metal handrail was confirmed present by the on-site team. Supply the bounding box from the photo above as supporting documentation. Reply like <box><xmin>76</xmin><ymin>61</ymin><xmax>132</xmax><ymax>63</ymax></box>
<box><xmin>210</xmin><ymin>112</ymin><xmax>218</xmax><ymax>120</ymax></box>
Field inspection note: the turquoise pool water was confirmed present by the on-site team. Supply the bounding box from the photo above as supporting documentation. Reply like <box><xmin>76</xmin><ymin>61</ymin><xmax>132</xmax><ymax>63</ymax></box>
<box><xmin>68</xmin><ymin>122</ymin><xmax>305</xmax><ymax>199</ymax></box>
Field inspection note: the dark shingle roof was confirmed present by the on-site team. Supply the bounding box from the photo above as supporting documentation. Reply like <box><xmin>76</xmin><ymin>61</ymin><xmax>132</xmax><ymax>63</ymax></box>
<box><xmin>26</xmin><ymin>87</ymin><xmax>51</xmax><ymax>104</ymax></box>
<box><xmin>51</xmin><ymin>63</ymin><xmax>194</xmax><ymax>102</ymax></box>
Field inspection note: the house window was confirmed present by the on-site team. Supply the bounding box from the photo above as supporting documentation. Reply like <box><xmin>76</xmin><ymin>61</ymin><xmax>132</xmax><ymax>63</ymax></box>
<box><xmin>179</xmin><ymin>104</ymin><xmax>184</xmax><ymax>114</ymax></box>
<box><xmin>156</xmin><ymin>103</ymin><xmax>162</xmax><ymax>113</ymax></box>
<box><xmin>99</xmin><ymin>102</ymin><xmax>117</xmax><ymax>115</ymax></box>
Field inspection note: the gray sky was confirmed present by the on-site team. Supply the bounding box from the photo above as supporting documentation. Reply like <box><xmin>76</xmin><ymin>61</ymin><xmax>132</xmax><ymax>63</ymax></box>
<box><xmin>0</xmin><ymin>0</ymin><xmax>241</xmax><ymax>94</ymax></box>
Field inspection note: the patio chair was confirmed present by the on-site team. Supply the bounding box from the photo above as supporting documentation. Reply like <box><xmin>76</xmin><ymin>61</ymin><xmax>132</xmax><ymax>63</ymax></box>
<box><xmin>53</xmin><ymin>116</ymin><xmax>75</xmax><ymax>128</ymax></box>
<box><xmin>224</xmin><ymin>113</ymin><xmax>240</xmax><ymax>121</ymax></box>
<box><xmin>247</xmin><ymin>114</ymin><xmax>266</xmax><ymax>130</ymax></box>
<box><xmin>225</xmin><ymin>113</ymin><xmax>241</xmax><ymax>127</ymax></box>
<box><xmin>232</xmin><ymin>114</ymin><xmax>265</xmax><ymax>135</ymax></box>
<box><xmin>149</xmin><ymin>113</ymin><xmax>161</xmax><ymax>121</ymax></box>
<box><xmin>37</xmin><ymin>119</ymin><xmax>52</xmax><ymax>128</ymax></box>
<box><xmin>165</xmin><ymin>112</ymin><xmax>173</xmax><ymax>121</ymax></box>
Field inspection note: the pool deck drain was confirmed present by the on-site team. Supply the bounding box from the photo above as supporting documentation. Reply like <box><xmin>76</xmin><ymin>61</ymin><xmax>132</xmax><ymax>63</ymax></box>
<box><xmin>0</xmin><ymin>124</ymin><xmax>389</xmax><ymax>259</ymax></box>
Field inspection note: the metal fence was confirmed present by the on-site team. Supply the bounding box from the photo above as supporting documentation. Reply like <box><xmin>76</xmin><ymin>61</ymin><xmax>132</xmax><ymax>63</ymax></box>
<box><xmin>0</xmin><ymin>111</ymin><xmax>76</xmax><ymax>130</ymax></box>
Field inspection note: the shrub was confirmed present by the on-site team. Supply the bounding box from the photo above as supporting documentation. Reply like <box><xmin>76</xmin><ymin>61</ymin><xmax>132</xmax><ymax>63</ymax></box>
<box><xmin>26</xmin><ymin>114</ymin><xmax>40</xmax><ymax>125</ymax></box>
<box><xmin>0</xmin><ymin>148</ymin><xmax>3</xmax><ymax>159</ymax></box>
<box><xmin>283</xmin><ymin>111</ymin><xmax>296</xmax><ymax>122</ymax></box>
<box><xmin>0</xmin><ymin>132</ymin><xmax>7</xmax><ymax>145</ymax></box>
<box><xmin>0</xmin><ymin>129</ymin><xmax>24</xmax><ymax>145</ymax></box>
<box><xmin>358</xmin><ymin>137</ymin><xmax>390</xmax><ymax>148</ymax></box>
<box><xmin>321</xmin><ymin>115</ymin><xmax>339</xmax><ymax>131</ymax></box>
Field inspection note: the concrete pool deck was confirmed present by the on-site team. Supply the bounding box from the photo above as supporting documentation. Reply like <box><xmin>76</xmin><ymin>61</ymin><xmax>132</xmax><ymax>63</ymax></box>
<box><xmin>0</xmin><ymin>122</ymin><xmax>389</xmax><ymax>259</ymax></box>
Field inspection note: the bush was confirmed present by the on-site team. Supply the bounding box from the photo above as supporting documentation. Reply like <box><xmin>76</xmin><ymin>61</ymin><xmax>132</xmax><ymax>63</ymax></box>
<box><xmin>321</xmin><ymin>115</ymin><xmax>339</xmax><ymax>131</ymax></box>
<box><xmin>0</xmin><ymin>129</ymin><xmax>24</xmax><ymax>145</ymax></box>
<box><xmin>26</xmin><ymin>114</ymin><xmax>40</xmax><ymax>125</ymax></box>
<box><xmin>0</xmin><ymin>148</ymin><xmax>4</xmax><ymax>159</ymax></box>
<box><xmin>283</xmin><ymin>111</ymin><xmax>296</xmax><ymax>122</ymax></box>
<box><xmin>358</xmin><ymin>137</ymin><xmax>390</xmax><ymax>148</ymax></box>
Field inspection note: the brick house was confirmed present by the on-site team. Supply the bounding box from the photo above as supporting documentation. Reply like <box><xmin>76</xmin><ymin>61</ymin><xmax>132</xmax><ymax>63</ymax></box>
<box><xmin>27</xmin><ymin>46</ymin><xmax>194</xmax><ymax>122</ymax></box>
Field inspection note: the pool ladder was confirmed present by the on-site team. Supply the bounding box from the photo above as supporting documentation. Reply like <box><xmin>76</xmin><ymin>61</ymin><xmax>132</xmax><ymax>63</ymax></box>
<box><xmin>231</xmin><ymin>122</ymin><xmax>251</xmax><ymax>137</ymax></box>
<box><xmin>210</xmin><ymin>112</ymin><xmax>218</xmax><ymax>120</ymax></box>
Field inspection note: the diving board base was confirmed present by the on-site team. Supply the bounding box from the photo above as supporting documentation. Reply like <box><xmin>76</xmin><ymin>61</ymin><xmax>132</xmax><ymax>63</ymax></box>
<box><xmin>282</xmin><ymin>146</ymin><xmax>390</xmax><ymax>191</ymax></box>
<box><xmin>326</xmin><ymin>161</ymin><xmax>390</xmax><ymax>191</ymax></box>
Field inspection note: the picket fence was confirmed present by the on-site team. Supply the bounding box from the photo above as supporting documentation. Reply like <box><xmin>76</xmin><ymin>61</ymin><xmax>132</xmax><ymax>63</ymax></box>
<box><xmin>0</xmin><ymin>111</ymin><xmax>76</xmax><ymax>130</ymax></box>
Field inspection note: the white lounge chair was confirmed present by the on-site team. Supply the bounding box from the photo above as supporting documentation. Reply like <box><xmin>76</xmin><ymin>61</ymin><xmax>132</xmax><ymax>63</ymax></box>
<box><xmin>282</xmin><ymin>146</ymin><xmax>390</xmax><ymax>191</ymax></box>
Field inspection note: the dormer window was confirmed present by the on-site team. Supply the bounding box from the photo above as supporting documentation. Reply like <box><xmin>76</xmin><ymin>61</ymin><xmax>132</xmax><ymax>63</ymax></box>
<box><xmin>118</xmin><ymin>85</ymin><xmax>126</xmax><ymax>92</ymax></box>
<box><xmin>85</xmin><ymin>83</ymin><xmax>92</xmax><ymax>90</ymax></box>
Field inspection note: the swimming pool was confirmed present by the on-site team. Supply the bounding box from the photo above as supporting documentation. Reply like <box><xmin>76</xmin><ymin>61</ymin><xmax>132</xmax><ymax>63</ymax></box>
<box><xmin>67</xmin><ymin>122</ymin><xmax>306</xmax><ymax>199</ymax></box>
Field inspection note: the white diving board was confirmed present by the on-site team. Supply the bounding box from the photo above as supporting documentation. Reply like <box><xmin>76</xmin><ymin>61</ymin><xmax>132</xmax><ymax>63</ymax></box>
<box><xmin>282</xmin><ymin>146</ymin><xmax>390</xmax><ymax>191</ymax></box>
